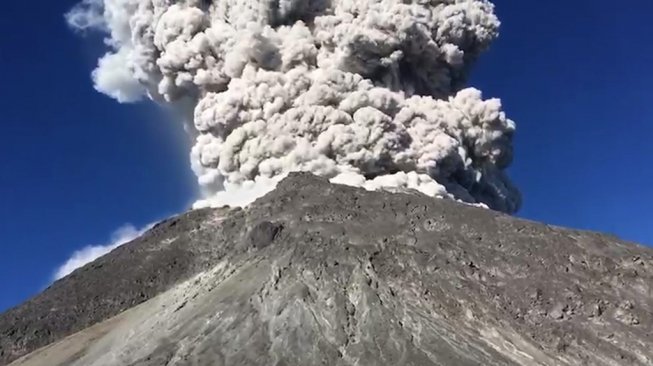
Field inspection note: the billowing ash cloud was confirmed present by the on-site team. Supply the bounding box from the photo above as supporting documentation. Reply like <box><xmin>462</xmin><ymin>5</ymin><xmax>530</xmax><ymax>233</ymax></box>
<box><xmin>67</xmin><ymin>0</ymin><xmax>521</xmax><ymax>213</ymax></box>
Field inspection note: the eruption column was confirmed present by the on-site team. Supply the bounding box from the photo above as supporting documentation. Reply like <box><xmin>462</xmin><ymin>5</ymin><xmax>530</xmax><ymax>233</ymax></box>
<box><xmin>67</xmin><ymin>0</ymin><xmax>521</xmax><ymax>213</ymax></box>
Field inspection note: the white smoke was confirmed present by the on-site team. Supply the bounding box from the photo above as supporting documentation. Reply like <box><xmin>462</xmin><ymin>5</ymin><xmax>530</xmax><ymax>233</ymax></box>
<box><xmin>67</xmin><ymin>0</ymin><xmax>521</xmax><ymax>213</ymax></box>
<box><xmin>53</xmin><ymin>222</ymin><xmax>155</xmax><ymax>281</ymax></box>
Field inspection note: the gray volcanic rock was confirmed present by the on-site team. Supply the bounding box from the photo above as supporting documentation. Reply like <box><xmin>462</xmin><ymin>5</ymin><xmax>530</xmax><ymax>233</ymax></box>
<box><xmin>2</xmin><ymin>173</ymin><xmax>653</xmax><ymax>365</ymax></box>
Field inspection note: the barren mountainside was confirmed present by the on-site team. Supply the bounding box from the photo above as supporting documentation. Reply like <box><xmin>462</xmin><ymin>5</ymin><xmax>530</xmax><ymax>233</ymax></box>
<box><xmin>1</xmin><ymin>173</ymin><xmax>652</xmax><ymax>365</ymax></box>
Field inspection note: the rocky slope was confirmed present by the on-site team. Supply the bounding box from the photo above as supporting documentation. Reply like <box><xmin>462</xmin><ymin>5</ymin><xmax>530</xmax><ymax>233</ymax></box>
<box><xmin>2</xmin><ymin>173</ymin><xmax>652</xmax><ymax>365</ymax></box>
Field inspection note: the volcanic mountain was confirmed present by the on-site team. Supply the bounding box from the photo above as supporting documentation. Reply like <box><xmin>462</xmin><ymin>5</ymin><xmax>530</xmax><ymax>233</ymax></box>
<box><xmin>1</xmin><ymin>173</ymin><xmax>652</xmax><ymax>365</ymax></box>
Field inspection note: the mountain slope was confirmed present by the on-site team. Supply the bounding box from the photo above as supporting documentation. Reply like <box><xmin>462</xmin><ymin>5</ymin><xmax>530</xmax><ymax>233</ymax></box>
<box><xmin>2</xmin><ymin>173</ymin><xmax>652</xmax><ymax>365</ymax></box>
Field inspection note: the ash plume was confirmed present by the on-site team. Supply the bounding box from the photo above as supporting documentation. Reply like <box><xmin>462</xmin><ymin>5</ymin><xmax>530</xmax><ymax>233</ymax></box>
<box><xmin>67</xmin><ymin>0</ymin><xmax>521</xmax><ymax>213</ymax></box>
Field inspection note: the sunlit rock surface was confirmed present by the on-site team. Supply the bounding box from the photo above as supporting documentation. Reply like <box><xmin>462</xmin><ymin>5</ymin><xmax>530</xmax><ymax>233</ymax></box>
<box><xmin>2</xmin><ymin>173</ymin><xmax>652</xmax><ymax>365</ymax></box>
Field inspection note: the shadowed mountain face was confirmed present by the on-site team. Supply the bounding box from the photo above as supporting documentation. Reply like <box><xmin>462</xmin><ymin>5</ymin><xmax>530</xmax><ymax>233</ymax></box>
<box><xmin>2</xmin><ymin>173</ymin><xmax>652</xmax><ymax>365</ymax></box>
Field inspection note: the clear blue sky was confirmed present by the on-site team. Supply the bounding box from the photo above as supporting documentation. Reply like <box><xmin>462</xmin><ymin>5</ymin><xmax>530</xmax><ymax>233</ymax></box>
<box><xmin>1</xmin><ymin>0</ymin><xmax>651</xmax><ymax>311</ymax></box>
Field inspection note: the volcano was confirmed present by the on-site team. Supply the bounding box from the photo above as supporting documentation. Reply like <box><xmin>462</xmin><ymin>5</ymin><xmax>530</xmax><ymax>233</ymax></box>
<box><xmin>1</xmin><ymin>173</ymin><xmax>652</xmax><ymax>365</ymax></box>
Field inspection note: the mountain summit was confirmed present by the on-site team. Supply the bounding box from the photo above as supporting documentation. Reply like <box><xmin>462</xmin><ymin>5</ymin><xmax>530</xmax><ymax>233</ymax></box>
<box><xmin>2</xmin><ymin>173</ymin><xmax>652</xmax><ymax>365</ymax></box>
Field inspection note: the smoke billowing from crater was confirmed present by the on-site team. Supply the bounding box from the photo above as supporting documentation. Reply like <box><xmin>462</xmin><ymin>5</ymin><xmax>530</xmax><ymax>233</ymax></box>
<box><xmin>67</xmin><ymin>0</ymin><xmax>521</xmax><ymax>213</ymax></box>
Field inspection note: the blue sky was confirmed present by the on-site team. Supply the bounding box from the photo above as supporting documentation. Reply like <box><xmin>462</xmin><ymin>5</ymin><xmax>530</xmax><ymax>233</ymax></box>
<box><xmin>1</xmin><ymin>0</ymin><xmax>651</xmax><ymax>311</ymax></box>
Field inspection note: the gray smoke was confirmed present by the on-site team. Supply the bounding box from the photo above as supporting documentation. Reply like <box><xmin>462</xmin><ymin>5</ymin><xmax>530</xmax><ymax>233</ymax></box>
<box><xmin>67</xmin><ymin>0</ymin><xmax>521</xmax><ymax>213</ymax></box>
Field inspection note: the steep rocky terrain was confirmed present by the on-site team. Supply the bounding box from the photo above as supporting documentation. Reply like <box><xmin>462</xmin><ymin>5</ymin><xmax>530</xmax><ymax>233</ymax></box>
<box><xmin>1</xmin><ymin>173</ymin><xmax>652</xmax><ymax>365</ymax></box>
